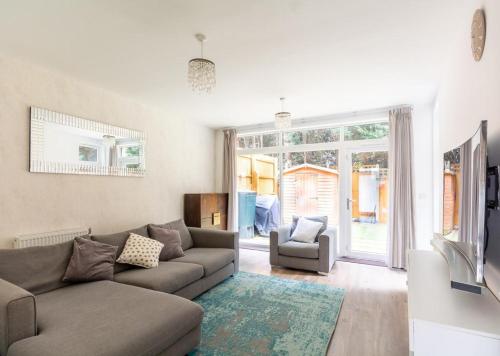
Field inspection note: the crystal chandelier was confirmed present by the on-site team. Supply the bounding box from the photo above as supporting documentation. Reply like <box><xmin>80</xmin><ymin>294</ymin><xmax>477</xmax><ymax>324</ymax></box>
<box><xmin>187</xmin><ymin>33</ymin><xmax>216</xmax><ymax>94</ymax></box>
<box><xmin>275</xmin><ymin>97</ymin><xmax>292</xmax><ymax>129</ymax></box>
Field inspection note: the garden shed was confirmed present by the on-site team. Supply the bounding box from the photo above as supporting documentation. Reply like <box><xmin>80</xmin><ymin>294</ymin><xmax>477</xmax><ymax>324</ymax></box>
<box><xmin>282</xmin><ymin>164</ymin><xmax>339</xmax><ymax>226</ymax></box>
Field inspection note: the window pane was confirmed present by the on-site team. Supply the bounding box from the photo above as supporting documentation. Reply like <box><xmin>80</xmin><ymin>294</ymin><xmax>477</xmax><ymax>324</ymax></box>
<box><xmin>237</xmin><ymin>135</ymin><xmax>261</xmax><ymax>149</ymax></box>
<box><xmin>344</xmin><ymin>122</ymin><xmax>389</xmax><ymax>141</ymax></box>
<box><xmin>282</xmin><ymin>151</ymin><xmax>305</xmax><ymax>169</ymax></box>
<box><xmin>237</xmin><ymin>137</ymin><xmax>245</xmax><ymax>149</ymax></box>
<box><xmin>305</xmin><ymin>150</ymin><xmax>338</xmax><ymax>170</ymax></box>
<box><xmin>121</xmin><ymin>146</ymin><xmax>140</xmax><ymax>157</ymax></box>
<box><xmin>305</xmin><ymin>128</ymin><xmax>340</xmax><ymax>144</ymax></box>
<box><xmin>79</xmin><ymin>146</ymin><xmax>97</xmax><ymax>162</ymax></box>
<box><xmin>283</xmin><ymin>131</ymin><xmax>304</xmax><ymax>146</ymax></box>
<box><xmin>262</xmin><ymin>133</ymin><xmax>278</xmax><ymax>147</ymax></box>
<box><xmin>283</xmin><ymin>127</ymin><xmax>340</xmax><ymax>146</ymax></box>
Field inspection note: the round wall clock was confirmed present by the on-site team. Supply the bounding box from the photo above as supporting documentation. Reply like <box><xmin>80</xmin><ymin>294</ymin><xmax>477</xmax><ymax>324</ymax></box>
<box><xmin>471</xmin><ymin>9</ymin><xmax>486</xmax><ymax>61</ymax></box>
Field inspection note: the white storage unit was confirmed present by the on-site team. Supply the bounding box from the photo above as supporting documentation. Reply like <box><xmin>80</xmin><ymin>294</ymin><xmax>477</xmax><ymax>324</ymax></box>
<box><xmin>407</xmin><ymin>250</ymin><xmax>500</xmax><ymax>356</ymax></box>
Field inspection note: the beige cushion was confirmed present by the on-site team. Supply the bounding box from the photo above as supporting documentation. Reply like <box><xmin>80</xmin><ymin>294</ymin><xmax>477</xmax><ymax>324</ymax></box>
<box><xmin>114</xmin><ymin>261</ymin><xmax>203</xmax><ymax>293</ymax></box>
<box><xmin>291</xmin><ymin>215</ymin><xmax>328</xmax><ymax>242</ymax></box>
<box><xmin>116</xmin><ymin>233</ymin><xmax>163</xmax><ymax>268</ymax></box>
<box><xmin>279</xmin><ymin>241</ymin><xmax>319</xmax><ymax>259</ymax></box>
<box><xmin>291</xmin><ymin>217</ymin><xmax>323</xmax><ymax>243</ymax></box>
<box><xmin>91</xmin><ymin>225</ymin><xmax>149</xmax><ymax>273</ymax></box>
<box><xmin>170</xmin><ymin>248</ymin><xmax>235</xmax><ymax>276</ymax></box>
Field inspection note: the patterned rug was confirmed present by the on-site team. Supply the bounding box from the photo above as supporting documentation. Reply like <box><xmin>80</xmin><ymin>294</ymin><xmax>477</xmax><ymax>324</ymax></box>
<box><xmin>189</xmin><ymin>271</ymin><xmax>345</xmax><ymax>356</ymax></box>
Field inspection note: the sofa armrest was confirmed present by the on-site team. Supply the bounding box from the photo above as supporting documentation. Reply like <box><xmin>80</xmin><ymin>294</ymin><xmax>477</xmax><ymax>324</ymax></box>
<box><xmin>319</xmin><ymin>228</ymin><xmax>337</xmax><ymax>273</ymax></box>
<box><xmin>270</xmin><ymin>225</ymin><xmax>292</xmax><ymax>265</ymax></box>
<box><xmin>0</xmin><ymin>279</ymin><xmax>37</xmax><ymax>356</ymax></box>
<box><xmin>188</xmin><ymin>227</ymin><xmax>239</xmax><ymax>273</ymax></box>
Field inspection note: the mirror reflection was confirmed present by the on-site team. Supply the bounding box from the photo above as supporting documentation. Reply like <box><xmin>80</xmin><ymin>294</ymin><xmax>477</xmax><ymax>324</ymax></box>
<box><xmin>30</xmin><ymin>107</ymin><xmax>145</xmax><ymax>177</ymax></box>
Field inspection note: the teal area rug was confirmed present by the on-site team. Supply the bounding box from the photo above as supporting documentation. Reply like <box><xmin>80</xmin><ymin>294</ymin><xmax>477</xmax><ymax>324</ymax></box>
<box><xmin>190</xmin><ymin>271</ymin><xmax>345</xmax><ymax>356</ymax></box>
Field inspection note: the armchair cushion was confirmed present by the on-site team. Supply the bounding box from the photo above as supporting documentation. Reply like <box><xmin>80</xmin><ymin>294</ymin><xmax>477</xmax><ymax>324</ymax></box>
<box><xmin>278</xmin><ymin>241</ymin><xmax>319</xmax><ymax>259</ymax></box>
<box><xmin>290</xmin><ymin>218</ymin><xmax>324</xmax><ymax>243</ymax></box>
<box><xmin>290</xmin><ymin>215</ymin><xmax>328</xmax><ymax>242</ymax></box>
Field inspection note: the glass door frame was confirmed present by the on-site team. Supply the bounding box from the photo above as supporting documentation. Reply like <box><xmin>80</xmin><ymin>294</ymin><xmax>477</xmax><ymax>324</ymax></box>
<box><xmin>236</xmin><ymin>121</ymin><xmax>389</xmax><ymax>254</ymax></box>
<box><xmin>339</xmin><ymin>144</ymin><xmax>389</xmax><ymax>262</ymax></box>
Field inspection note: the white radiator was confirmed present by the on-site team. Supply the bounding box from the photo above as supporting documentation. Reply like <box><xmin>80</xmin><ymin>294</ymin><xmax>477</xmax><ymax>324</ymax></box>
<box><xmin>13</xmin><ymin>227</ymin><xmax>90</xmax><ymax>248</ymax></box>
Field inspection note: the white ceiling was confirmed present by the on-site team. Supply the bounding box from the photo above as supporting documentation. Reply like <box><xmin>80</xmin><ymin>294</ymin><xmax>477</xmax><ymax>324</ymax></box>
<box><xmin>0</xmin><ymin>0</ymin><xmax>469</xmax><ymax>128</ymax></box>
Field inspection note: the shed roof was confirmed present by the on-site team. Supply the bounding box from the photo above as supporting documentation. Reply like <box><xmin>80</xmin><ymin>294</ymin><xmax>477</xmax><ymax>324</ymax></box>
<box><xmin>283</xmin><ymin>163</ymin><xmax>339</xmax><ymax>176</ymax></box>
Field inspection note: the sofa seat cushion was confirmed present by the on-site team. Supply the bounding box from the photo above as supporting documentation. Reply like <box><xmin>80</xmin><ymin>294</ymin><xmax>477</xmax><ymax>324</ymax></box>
<box><xmin>170</xmin><ymin>248</ymin><xmax>235</xmax><ymax>276</ymax></box>
<box><xmin>7</xmin><ymin>281</ymin><xmax>203</xmax><ymax>356</ymax></box>
<box><xmin>278</xmin><ymin>241</ymin><xmax>319</xmax><ymax>259</ymax></box>
<box><xmin>113</xmin><ymin>262</ymin><xmax>204</xmax><ymax>293</ymax></box>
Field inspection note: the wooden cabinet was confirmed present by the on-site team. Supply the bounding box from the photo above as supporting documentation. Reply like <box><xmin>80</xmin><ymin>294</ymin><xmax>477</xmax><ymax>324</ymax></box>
<box><xmin>184</xmin><ymin>193</ymin><xmax>228</xmax><ymax>230</ymax></box>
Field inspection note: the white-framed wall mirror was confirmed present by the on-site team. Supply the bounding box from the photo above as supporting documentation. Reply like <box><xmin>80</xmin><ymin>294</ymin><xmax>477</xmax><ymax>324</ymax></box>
<box><xmin>30</xmin><ymin>107</ymin><xmax>146</xmax><ymax>177</ymax></box>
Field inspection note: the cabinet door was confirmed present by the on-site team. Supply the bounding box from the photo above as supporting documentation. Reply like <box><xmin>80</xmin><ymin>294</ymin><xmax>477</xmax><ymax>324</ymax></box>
<box><xmin>201</xmin><ymin>194</ymin><xmax>216</xmax><ymax>219</ymax></box>
<box><xmin>413</xmin><ymin>319</ymin><xmax>500</xmax><ymax>356</ymax></box>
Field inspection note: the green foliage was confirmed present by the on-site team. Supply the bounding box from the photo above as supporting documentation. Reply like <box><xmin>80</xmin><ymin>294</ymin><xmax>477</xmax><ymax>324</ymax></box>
<box><xmin>344</xmin><ymin>123</ymin><xmax>389</xmax><ymax>141</ymax></box>
<box><xmin>126</xmin><ymin>146</ymin><xmax>140</xmax><ymax>157</ymax></box>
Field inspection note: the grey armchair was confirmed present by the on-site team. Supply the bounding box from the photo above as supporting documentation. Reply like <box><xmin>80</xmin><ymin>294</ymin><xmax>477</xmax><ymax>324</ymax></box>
<box><xmin>270</xmin><ymin>225</ymin><xmax>337</xmax><ymax>274</ymax></box>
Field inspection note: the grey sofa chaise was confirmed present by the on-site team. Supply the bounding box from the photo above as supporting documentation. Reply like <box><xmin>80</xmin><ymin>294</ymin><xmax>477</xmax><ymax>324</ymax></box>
<box><xmin>0</xmin><ymin>222</ymin><xmax>238</xmax><ymax>356</ymax></box>
<box><xmin>270</xmin><ymin>224</ymin><xmax>336</xmax><ymax>273</ymax></box>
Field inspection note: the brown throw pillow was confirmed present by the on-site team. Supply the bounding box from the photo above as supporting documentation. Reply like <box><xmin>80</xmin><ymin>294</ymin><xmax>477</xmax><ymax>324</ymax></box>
<box><xmin>147</xmin><ymin>225</ymin><xmax>185</xmax><ymax>261</ymax></box>
<box><xmin>63</xmin><ymin>237</ymin><xmax>118</xmax><ymax>282</ymax></box>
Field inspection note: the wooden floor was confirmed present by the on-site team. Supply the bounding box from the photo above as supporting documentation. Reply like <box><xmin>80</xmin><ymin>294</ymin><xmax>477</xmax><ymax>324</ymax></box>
<box><xmin>239</xmin><ymin>248</ymin><xmax>409</xmax><ymax>356</ymax></box>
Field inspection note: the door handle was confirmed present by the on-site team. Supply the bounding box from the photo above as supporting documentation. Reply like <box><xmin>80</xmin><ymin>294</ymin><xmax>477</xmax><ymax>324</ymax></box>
<box><xmin>347</xmin><ymin>198</ymin><xmax>352</xmax><ymax>210</ymax></box>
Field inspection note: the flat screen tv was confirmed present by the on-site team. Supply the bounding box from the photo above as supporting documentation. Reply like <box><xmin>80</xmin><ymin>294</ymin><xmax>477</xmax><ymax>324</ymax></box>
<box><xmin>442</xmin><ymin>121</ymin><xmax>488</xmax><ymax>284</ymax></box>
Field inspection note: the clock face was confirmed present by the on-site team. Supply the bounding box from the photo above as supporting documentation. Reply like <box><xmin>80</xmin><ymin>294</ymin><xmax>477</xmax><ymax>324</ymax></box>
<box><xmin>471</xmin><ymin>9</ymin><xmax>486</xmax><ymax>61</ymax></box>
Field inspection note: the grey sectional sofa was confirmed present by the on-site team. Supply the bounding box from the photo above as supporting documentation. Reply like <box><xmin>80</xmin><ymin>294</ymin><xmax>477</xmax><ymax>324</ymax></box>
<box><xmin>0</xmin><ymin>222</ymin><xmax>238</xmax><ymax>356</ymax></box>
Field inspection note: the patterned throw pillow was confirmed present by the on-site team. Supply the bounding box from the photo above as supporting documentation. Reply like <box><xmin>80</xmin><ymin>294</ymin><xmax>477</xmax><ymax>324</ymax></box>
<box><xmin>116</xmin><ymin>233</ymin><xmax>164</xmax><ymax>268</ymax></box>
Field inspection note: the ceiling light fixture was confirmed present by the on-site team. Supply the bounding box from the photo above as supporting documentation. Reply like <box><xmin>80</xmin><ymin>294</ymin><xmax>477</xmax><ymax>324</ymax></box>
<box><xmin>187</xmin><ymin>33</ymin><xmax>216</xmax><ymax>94</ymax></box>
<box><xmin>275</xmin><ymin>97</ymin><xmax>292</xmax><ymax>130</ymax></box>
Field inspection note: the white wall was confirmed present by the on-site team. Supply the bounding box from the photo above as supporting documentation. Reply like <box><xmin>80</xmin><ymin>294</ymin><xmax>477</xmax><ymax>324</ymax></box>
<box><xmin>412</xmin><ymin>104</ymin><xmax>435</xmax><ymax>250</ymax></box>
<box><xmin>433</xmin><ymin>0</ymin><xmax>500</xmax><ymax>299</ymax></box>
<box><xmin>0</xmin><ymin>56</ymin><xmax>215</xmax><ymax>248</ymax></box>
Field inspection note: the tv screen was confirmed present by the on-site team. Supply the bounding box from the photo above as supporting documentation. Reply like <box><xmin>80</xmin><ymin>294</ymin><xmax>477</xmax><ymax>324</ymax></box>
<box><xmin>442</xmin><ymin>121</ymin><xmax>487</xmax><ymax>283</ymax></box>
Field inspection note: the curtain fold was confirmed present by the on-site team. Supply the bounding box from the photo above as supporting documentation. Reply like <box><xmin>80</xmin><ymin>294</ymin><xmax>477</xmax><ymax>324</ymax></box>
<box><xmin>222</xmin><ymin>129</ymin><xmax>238</xmax><ymax>232</ymax></box>
<box><xmin>387</xmin><ymin>107</ymin><xmax>416</xmax><ymax>269</ymax></box>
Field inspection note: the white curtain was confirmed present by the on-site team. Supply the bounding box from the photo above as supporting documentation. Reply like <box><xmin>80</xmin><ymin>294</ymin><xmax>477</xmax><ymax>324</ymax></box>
<box><xmin>222</xmin><ymin>129</ymin><xmax>238</xmax><ymax>231</ymax></box>
<box><xmin>387</xmin><ymin>107</ymin><xmax>416</xmax><ymax>269</ymax></box>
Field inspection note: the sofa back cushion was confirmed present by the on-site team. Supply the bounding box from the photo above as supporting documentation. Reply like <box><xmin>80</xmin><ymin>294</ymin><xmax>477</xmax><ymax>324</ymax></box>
<box><xmin>150</xmin><ymin>219</ymin><xmax>193</xmax><ymax>250</ymax></box>
<box><xmin>147</xmin><ymin>225</ymin><xmax>185</xmax><ymax>261</ymax></box>
<box><xmin>91</xmin><ymin>225</ymin><xmax>149</xmax><ymax>273</ymax></box>
<box><xmin>63</xmin><ymin>237</ymin><xmax>118</xmax><ymax>282</ymax></box>
<box><xmin>0</xmin><ymin>240</ymin><xmax>75</xmax><ymax>295</ymax></box>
